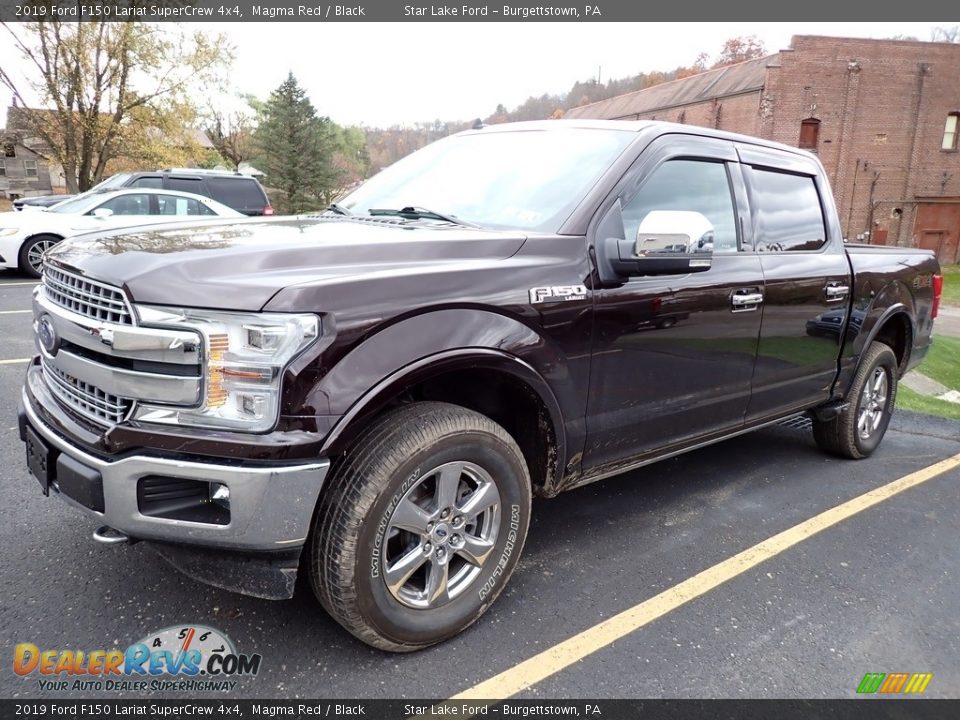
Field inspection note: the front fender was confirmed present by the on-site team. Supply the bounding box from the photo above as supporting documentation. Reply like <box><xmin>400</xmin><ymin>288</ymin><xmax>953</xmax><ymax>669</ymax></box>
<box><xmin>310</xmin><ymin>309</ymin><xmax>583</xmax><ymax>480</ymax></box>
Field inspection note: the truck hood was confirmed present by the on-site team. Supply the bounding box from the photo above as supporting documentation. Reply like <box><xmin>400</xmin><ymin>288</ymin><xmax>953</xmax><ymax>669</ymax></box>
<box><xmin>44</xmin><ymin>216</ymin><xmax>528</xmax><ymax>311</ymax></box>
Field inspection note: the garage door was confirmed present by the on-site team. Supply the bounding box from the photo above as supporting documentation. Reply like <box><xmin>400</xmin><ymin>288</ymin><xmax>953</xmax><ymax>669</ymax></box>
<box><xmin>914</xmin><ymin>201</ymin><xmax>960</xmax><ymax>265</ymax></box>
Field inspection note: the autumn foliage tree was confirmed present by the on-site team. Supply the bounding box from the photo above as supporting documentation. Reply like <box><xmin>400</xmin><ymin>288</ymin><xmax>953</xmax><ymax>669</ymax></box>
<box><xmin>713</xmin><ymin>35</ymin><xmax>768</xmax><ymax>67</ymax></box>
<box><xmin>0</xmin><ymin>21</ymin><xmax>230</xmax><ymax>191</ymax></box>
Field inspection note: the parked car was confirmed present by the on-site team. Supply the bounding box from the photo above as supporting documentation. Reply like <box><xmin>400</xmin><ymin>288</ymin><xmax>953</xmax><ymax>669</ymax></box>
<box><xmin>13</xmin><ymin>194</ymin><xmax>77</xmax><ymax>212</ymax></box>
<box><xmin>19</xmin><ymin>121</ymin><xmax>943</xmax><ymax>652</ymax></box>
<box><xmin>0</xmin><ymin>188</ymin><xmax>243</xmax><ymax>277</ymax></box>
<box><xmin>92</xmin><ymin>168</ymin><xmax>273</xmax><ymax>217</ymax></box>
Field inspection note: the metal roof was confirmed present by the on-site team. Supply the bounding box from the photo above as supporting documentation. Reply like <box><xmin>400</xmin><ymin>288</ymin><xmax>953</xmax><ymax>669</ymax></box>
<box><xmin>565</xmin><ymin>55</ymin><xmax>775</xmax><ymax>120</ymax></box>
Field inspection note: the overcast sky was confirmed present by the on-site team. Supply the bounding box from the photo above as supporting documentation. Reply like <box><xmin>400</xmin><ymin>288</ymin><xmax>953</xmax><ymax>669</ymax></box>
<box><xmin>0</xmin><ymin>22</ymin><xmax>953</xmax><ymax>129</ymax></box>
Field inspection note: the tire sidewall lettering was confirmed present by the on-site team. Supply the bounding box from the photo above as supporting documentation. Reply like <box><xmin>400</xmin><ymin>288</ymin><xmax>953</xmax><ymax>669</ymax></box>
<box><xmin>370</xmin><ymin>467</ymin><xmax>420</xmax><ymax>579</ymax></box>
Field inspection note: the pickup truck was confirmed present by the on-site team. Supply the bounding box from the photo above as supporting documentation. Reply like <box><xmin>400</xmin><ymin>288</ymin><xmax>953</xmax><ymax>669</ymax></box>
<box><xmin>19</xmin><ymin>120</ymin><xmax>943</xmax><ymax>652</ymax></box>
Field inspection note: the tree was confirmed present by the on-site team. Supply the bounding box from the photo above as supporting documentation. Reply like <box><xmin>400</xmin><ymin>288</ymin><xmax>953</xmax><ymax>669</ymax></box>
<box><xmin>253</xmin><ymin>73</ymin><xmax>340</xmax><ymax>214</ymax></box>
<box><xmin>204</xmin><ymin>97</ymin><xmax>256</xmax><ymax>171</ymax></box>
<box><xmin>0</xmin><ymin>22</ymin><xmax>230</xmax><ymax>192</ymax></box>
<box><xmin>931</xmin><ymin>25</ymin><xmax>960</xmax><ymax>43</ymax></box>
<box><xmin>714</xmin><ymin>35</ymin><xmax>767</xmax><ymax>67</ymax></box>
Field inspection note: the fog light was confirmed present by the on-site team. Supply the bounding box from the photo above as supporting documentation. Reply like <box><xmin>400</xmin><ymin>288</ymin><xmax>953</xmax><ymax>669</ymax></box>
<box><xmin>210</xmin><ymin>483</ymin><xmax>230</xmax><ymax>510</ymax></box>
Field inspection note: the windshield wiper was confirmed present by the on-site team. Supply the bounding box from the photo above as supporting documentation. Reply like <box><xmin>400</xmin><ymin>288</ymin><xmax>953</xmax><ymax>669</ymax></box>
<box><xmin>368</xmin><ymin>206</ymin><xmax>479</xmax><ymax>228</ymax></box>
<box><xmin>325</xmin><ymin>203</ymin><xmax>352</xmax><ymax>216</ymax></box>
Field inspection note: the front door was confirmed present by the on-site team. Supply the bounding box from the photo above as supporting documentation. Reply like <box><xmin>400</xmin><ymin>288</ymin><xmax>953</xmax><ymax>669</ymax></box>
<box><xmin>584</xmin><ymin>142</ymin><xmax>763</xmax><ymax>473</ymax></box>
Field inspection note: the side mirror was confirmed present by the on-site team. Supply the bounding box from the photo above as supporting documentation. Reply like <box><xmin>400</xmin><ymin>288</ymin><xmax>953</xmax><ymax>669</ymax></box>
<box><xmin>92</xmin><ymin>208</ymin><xmax>114</xmax><ymax>219</ymax></box>
<box><xmin>604</xmin><ymin>210</ymin><xmax>714</xmax><ymax>277</ymax></box>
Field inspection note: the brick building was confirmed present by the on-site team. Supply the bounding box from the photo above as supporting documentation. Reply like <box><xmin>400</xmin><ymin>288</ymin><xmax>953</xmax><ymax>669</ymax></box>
<box><xmin>566</xmin><ymin>35</ymin><xmax>960</xmax><ymax>264</ymax></box>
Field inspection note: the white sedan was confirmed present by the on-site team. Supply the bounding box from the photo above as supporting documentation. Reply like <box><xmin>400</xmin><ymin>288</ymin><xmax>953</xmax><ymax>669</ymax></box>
<box><xmin>0</xmin><ymin>188</ymin><xmax>243</xmax><ymax>278</ymax></box>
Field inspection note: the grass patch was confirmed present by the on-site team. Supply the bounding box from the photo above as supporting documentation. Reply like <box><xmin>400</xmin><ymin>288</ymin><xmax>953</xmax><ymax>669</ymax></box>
<box><xmin>942</xmin><ymin>265</ymin><xmax>960</xmax><ymax>307</ymax></box>
<box><xmin>917</xmin><ymin>336</ymin><xmax>960</xmax><ymax>389</ymax></box>
<box><xmin>898</xmin><ymin>335</ymin><xmax>960</xmax><ymax>420</ymax></box>
<box><xmin>898</xmin><ymin>386</ymin><xmax>960</xmax><ymax>421</ymax></box>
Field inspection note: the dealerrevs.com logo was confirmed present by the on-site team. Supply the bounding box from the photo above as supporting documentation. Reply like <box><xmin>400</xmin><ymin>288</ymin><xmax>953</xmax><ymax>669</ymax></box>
<box><xmin>14</xmin><ymin>625</ymin><xmax>262</xmax><ymax>693</ymax></box>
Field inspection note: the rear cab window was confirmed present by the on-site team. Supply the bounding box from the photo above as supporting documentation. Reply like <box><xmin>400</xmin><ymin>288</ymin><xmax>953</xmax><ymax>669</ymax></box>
<box><xmin>745</xmin><ymin>167</ymin><xmax>826</xmax><ymax>252</ymax></box>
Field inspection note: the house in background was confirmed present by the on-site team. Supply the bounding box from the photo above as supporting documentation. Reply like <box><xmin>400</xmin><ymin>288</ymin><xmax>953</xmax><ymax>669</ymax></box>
<box><xmin>2</xmin><ymin>104</ymin><xmax>216</xmax><ymax>199</ymax></box>
<box><xmin>0</xmin><ymin>130</ymin><xmax>58</xmax><ymax>200</ymax></box>
<box><xmin>567</xmin><ymin>35</ymin><xmax>960</xmax><ymax>265</ymax></box>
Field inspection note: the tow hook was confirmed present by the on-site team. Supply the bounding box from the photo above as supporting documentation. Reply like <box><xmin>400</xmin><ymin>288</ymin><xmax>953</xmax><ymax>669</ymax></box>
<box><xmin>92</xmin><ymin>526</ymin><xmax>138</xmax><ymax>545</ymax></box>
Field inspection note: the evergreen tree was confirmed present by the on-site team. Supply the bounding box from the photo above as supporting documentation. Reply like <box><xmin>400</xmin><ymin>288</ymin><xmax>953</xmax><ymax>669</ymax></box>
<box><xmin>253</xmin><ymin>73</ymin><xmax>340</xmax><ymax>214</ymax></box>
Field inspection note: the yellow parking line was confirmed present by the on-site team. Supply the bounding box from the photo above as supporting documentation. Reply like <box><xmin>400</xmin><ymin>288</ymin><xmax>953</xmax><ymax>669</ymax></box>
<box><xmin>451</xmin><ymin>452</ymin><xmax>960</xmax><ymax>701</ymax></box>
<box><xmin>0</xmin><ymin>310</ymin><xmax>31</xmax><ymax>315</ymax></box>
<box><xmin>0</xmin><ymin>358</ymin><xmax>29</xmax><ymax>365</ymax></box>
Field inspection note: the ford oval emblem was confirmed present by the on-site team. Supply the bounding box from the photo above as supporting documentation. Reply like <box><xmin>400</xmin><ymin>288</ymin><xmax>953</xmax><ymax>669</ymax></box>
<box><xmin>38</xmin><ymin>315</ymin><xmax>60</xmax><ymax>355</ymax></box>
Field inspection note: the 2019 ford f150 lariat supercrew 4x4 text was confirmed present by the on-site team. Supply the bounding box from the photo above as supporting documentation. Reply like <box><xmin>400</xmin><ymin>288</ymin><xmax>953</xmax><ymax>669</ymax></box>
<box><xmin>19</xmin><ymin>121</ymin><xmax>943</xmax><ymax>651</ymax></box>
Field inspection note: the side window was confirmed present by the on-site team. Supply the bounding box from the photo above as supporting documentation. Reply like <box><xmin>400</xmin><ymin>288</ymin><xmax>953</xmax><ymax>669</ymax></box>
<box><xmin>747</xmin><ymin>167</ymin><xmax>826</xmax><ymax>252</ymax></box>
<box><xmin>130</xmin><ymin>176</ymin><xmax>162</xmax><ymax>189</ymax></box>
<box><xmin>621</xmin><ymin>159</ymin><xmax>739</xmax><ymax>254</ymax></box>
<box><xmin>93</xmin><ymin>194</ymin><xmax>151</xmax><ymax>216</ymax></box>
<box><xmin>156</xmin><ymin>195</ymin><xmax>213</xmax><ymax>216</ymax></box>
<box><xmin>166</xmin><ymin>177</ymin><xmax>204</xmax><ymax>196</ymax></box>
<box><xmin>206</xmin><ymin>177</ymin><xmax>265</xmax><ymax>211</ymax></box>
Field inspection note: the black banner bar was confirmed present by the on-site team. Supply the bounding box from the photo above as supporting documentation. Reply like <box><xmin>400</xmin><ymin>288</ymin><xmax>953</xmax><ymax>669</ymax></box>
<box><xmin>1</xmin><ymin>700</ymin><xmax>959</xmax><ymax>720</ymax></box>
<box><xmin>0</xmin><ymin>1</ymin><xmax>952</xmax><ymax>22</ymax></box>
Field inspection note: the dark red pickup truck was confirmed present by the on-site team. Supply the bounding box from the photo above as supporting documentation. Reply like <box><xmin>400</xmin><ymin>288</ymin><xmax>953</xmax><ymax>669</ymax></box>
<box><xmin>20</xmin><ymin>120</ymin><xmax>943</xmax><ymax>651</ymax></box>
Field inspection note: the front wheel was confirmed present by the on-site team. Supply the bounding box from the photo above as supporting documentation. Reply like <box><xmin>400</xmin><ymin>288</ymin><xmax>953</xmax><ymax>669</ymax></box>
<box><xmin>18</xmin><ymin>234</ymin><xmax>62</xmax><ymax>278</ymax></box>
<box><xmin>309</xmin><ymin>402</ymin><xmax>532</xmax><ymax>651</ymax></box>
<box><xmin>813</xmin><ymin>341</ymin><xmax>898</xmax><ymax>459</ymax></box>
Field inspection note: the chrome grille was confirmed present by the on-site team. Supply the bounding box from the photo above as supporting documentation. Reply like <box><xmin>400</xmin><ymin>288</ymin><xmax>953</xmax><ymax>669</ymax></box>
<box><xmin>43</xmin><ymin>266</ymin><xmax>132</xmax><ymax>325</ymax></box>
<box><xmin>41</xmin><ymin>357</ymin><xmax>133</xmax><ymax>426</ymax></box>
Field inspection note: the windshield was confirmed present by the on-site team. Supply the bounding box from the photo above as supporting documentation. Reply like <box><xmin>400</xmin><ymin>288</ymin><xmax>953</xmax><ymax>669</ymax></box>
<box><xmin>341</xmin><ymin>128</ymin><xmax>635</xmax><ymax>232</ymax></box>
<box><xmin>90</xmin><ymin>173</ymin><xmax>132</xmax><ymax>192</ymax></box>
<box><xmin>46</xmin><ymin>194</ymin><xmax>104</xmax><ymax>214</ymax></box>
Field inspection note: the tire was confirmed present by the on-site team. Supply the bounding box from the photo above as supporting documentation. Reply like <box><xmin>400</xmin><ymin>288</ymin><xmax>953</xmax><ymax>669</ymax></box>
<box><xmin>813</xmin><ymin>341</ymin><xmax>898</xmax><ymax>459</ymax></box>
<box><xmin>308</xmin><ymin>401</ymin><xmax>532</xmax><ymax>652</ymax></box>
<box><xmin>18</xmin><ymin>234</ymin><xmax>62</xmax><ymax>278</ymax></box>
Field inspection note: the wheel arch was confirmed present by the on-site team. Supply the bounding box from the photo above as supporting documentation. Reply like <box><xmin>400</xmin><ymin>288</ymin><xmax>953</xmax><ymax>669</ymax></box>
<box><xmin>319</xmin><ymin>348</ymin><xmax>566</xmax><ymax>496</ymax></box>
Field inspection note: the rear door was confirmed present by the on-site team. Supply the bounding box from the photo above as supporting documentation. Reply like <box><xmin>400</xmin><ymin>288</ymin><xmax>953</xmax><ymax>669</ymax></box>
<box><xmin>583</xmin><ymin>135</ymin><xmax>764</xmax><ymax>472</ymax></box>
<box><xmin>737</xmin><ymin>145</ymin><xmax>852</xmax><ymax>421</ymax></box>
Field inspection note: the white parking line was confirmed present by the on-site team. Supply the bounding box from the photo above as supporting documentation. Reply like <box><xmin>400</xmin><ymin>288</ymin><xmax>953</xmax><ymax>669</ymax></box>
<box><xmin>0</xmin><ymin>358</ymin><xmax>29</xmax><ymax>365</ymax></box>
<box><xmin>0</xmin><ymin>282</ymin><xmax>39</xmax><ymax>287</ymax></box>
<box><xmin>0</xmin><ymin>310</ymin><xmax>31</xmax><ymax>315</ymax></box>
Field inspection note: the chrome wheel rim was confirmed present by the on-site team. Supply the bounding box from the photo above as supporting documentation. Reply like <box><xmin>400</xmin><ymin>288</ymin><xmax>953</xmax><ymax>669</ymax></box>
<box><xmin>857</xmin><ymin>367</ymin><xmax>888</xmax><ymax>441</ymax></box>
<box><xmin>382</xmin><ymin>461</ymin><xmax>501</xmax><ymax>610</ymax></box>
<box><xmin>27</xmin><ymin>238</ymin><xmax>57</xmax><ymax>274</ymax></box>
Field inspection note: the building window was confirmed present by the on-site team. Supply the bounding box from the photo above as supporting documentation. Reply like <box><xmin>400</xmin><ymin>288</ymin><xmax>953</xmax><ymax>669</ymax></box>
<box><xmin>0</xmin><ymin>159</ymin><xmax>5</xmax><ymax>177</ymax></box>
<box><xmin>24</xmin><ymin>159</ymin><xmax>38</xmax><ymax>178</ymax></box>
<box><xmin>799</xmin><ymin>118</ymin><xmax>821</xmax><ymax>151</ymax></box>
<box><xmin>3</xmin><ymin>143</ymin><xmax>14</xmax><ymax>158</ymax></box>
<box><xmin>943</xmin><ymin>113</ymin><xmax>959</xmax><ymax>151</ymax></box>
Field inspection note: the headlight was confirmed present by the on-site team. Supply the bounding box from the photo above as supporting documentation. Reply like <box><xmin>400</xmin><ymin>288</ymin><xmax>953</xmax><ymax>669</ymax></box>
<box><xmin>0</xmin><ymin>228</ymin><xmax>21</xmax><ymax>236</ymax></box>
<box><xmin>132</xmin><ymin>305</ymin><xmax>320</xmax><ymax>432</ymax></box>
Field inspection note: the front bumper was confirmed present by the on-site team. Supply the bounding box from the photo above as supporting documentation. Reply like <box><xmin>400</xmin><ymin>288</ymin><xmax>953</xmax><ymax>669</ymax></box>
<box><xmin>0</xmin><ymin>233</ymin><xmax>28</xmax><ymax>269</ymax></box>
<box><xmin>20</xmin><ymin>382</ymin><xmax>330</xmax><ymax>552</ymax></box>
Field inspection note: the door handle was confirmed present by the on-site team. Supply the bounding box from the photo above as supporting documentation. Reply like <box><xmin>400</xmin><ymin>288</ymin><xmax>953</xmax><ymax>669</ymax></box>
<box><xmin>731</xmin><ymin>291</ymin><xmax>764</xmax><ymax>311</ymax></box>
<box><xmin>825</xmin><ymin>284</ymin><xmax>850</xmax><ymax>302</ymax></box>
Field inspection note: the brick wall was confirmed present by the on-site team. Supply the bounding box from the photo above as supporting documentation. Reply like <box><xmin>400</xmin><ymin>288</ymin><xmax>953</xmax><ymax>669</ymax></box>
<box><xmin>766</xmin><ymin>36</ymin><xmax>960</xmax><ymax>246</ymax></box>
<box><xmin>632</xmin><ymin>92</ymin><xmax>762</xmax><ymax>136</ymax></box>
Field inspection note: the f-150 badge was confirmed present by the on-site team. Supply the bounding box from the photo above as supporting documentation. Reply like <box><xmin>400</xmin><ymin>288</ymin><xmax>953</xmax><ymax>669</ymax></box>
<box><xmin>529</xmin><ymin>285</ymin><xmax>588</xmax><ymax>304</ymax></box>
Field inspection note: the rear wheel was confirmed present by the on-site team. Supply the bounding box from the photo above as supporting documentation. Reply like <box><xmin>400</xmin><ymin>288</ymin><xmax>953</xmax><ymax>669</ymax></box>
<box><xmin>813</xmin><ymin>341</ymin><xmax>898</xmax><ymax>459</ymax></box>
<box><xmin>18</xmin><ymin>234</ymin><xmax>61</xmax><ymax>278</ymax></box>
<box><xmin>309</xmin><ymin>401</ymin><xmax>532</xmax><ymax>651</ymax></box>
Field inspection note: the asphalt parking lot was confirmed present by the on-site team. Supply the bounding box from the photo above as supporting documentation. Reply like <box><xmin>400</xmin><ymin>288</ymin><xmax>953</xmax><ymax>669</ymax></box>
<box><xmin>1</xmin><ymin>267</ymin><xmax>958</xmax><ymax>700</ymax></box>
